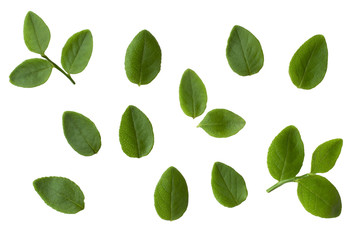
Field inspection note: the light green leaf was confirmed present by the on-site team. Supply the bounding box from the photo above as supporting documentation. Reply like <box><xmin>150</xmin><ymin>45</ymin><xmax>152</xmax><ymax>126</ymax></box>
<box><xmin>311</xmin><ymin>139</ymin><xmax>343</xmax><ymax>174</ymax></box>
<box><xmin>61</xmin><ymin>30</ymin><xmax>93</xmax><ymax>74</ymax></box>
<box><xmin>23</xmin><ymin>11</ymin><xmax>50</xmax><ymax>54</ymax></box>
<box><xmin>267</xmin><ymin>126</ymin><xmax>304</xmax><ymax>181</ymax></box>
<box><xmin>211</xmin><ymin>162</ymin><xmax>247</xmax><ymax>208</ymax></box>
<box><xmin>226</xmin><ymin>25</ymin><xmax>264</xmax><ymax>76</ymax></box>
<box><xmin>33</xmin><ymin>176</ymin><xmax>85</xmax><ymax>214</ymax></box>
<box><xmin>179</xmin><ymin>69</ymin><xmax>207</xmax><ymax>118</ymax></box>
<box><xmin>297</xmin><ymin>175</ymin><xmax>341</xmax><ymax>218</ymax></box>
<box><xmin>125</xmin><ymin>30</ymin><xmax>162</xmax><ymax>85</ymax></box>
<box><xmin>154</xmin><ymin>167</ymin><xmax>188</xmax><ymax>221</ymax></box>
<box><xmin>289</xmin><ymin>35</ymin><xmax>328</xmax><ymax>89</ymax></box>
<box><xmin>198</xmin><ymin>109</ymin><xmax>245</xmax><ymax>138</ymax></box>
<box><xmin>9</xmin><ymin>58</ymin><xmax>52</xmax><ymax>88</ymax></box>
<box><xmin>63</xmin><ymin>111</ymin><xmax>101</xmax><ymax>156</ymax></box>
<box><xmin>119</xmin><ymin>105</ymin><xmax>154</xmax><ymax>158</ymax></box>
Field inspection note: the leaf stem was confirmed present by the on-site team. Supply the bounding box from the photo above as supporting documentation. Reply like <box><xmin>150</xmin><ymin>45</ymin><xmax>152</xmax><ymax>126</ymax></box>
<box><xmin>266</xmin><ymin>173</ymin><xmax>312</xmax><ymax>193</ymax></box>
<box><xmin>41</xmin><ymin>54</ymin><xmax>75</xmax><ymax>85</ymax></box>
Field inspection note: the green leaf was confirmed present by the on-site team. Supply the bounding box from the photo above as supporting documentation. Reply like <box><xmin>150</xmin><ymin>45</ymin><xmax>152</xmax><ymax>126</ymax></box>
<box><xmin>211</xmin><ymin>162</ymin><xmax>247</xmax><ymax>208</ymax></box>
<box><xmin>119</xmin><ymin>105</ymin><xmax>154</xmax><ymax>158</ymax></box>
<box><xmin>63</xmin><ymin>111</ymin><xmax>101</xmax><ymax>156</ymax></box>
<box><xmin>311</xmin><ymin>139</ymin><xmax>343</xmax><ymax>174</ymax></box>
<box><xmin>61</xmin><ymin>30</ymin><xmax>93</xmax><ymax>74</ymax></box>
<box><xmin>289</xmin><ymin>34</ymin><xmax>328</xmax><ymax>89</ymax></box>
<box><xmin>23</xmin><ymin>11</ymin><xmax>51</xmax><ymax>54</ymax></box>
<box><xmin>267</xmin><ymin>126</ymin><xmax>304</xmax><ymax>181</ymax></box>
<box><xmin>297</xmin><ymin>175</ymin><xmax>341</xmax><ymax>218</ymax></box>
<box><xmin>198</xmin><ymin>109</ymin><xmax>245</xmax><ymax>138</ymax></box>
<box><xmin>226</xmin><ymin>25</ymin><xmax>264</xmax><ymax>76</ymax></box>
<box><xmin>154</xmin><ymin>167</ymin><xmax>188</xmax><ymax>221</ymax></box>
<box><xmin>9</xmin><ymin>58</ymin><xmax>52</xmax><ymax>88</ymax></box>
<box><xmin>125</xmin><ymin>30</ymin><xmax>162</xmax><ymax>85</ymax></box>
<box><xmin>33</xmin><ymin>176</ymin><xmax>85</xmax><ymax>214</ymax></box>
<box><xmin>179</xmin><ymin>69</ymin><xmax>207</xmax><ymax>118</ymax></box>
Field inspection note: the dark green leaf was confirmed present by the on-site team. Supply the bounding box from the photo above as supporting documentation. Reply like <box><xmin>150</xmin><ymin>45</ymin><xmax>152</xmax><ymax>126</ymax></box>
<box><xmin>154</xmin><ymin>167</ymin><xmax>188</xmax><ymax>221</ymax></box>
<box><xmin>125</xmin><ymin>30</ymin><xmax>162</xmax><ymax>85</ymax></box>
<box><xmin>311</xmin><ymin>139</ymin><xmax>343</xmax><ymax>174</ymax></box>
<box><xmin>198</xmin><ymin>109</ymin><xmax>245</xmax><ymax>138</ymax></box>
<box><xmin>211</xmin><ymin>162</ymin><xmax>247</xmax><ymax>208</ymax></box>
<box><xmin>226</xmin><ymin>25</ymin><xmax>264</xmax><ymax>76</ymax></box>
<box><xmin>267</xmin><ymin>126</ymin><xmax>304</xmax><ymax>181</ymax></box>
<box><xmin>119</xmin><ymin>105</ymin><xmax>154</xmax><ymax>158</ymax></box>
<box><xmin>9</xmin><ymin>58</ymin><xmax>52</xmax><ymax>88</ymax></box>
<box><xmin>63</xmin><ymin>111</ymin><xmax>101</xmax><ymax>156</ymax></box>
<box><xmin>289</xmin><ymin>35</ymin><xmax>328</xmax><ymax>89</ymax></box>
<box><xmin>33</xmin><ymin>176</ymin><xmax>85</xmax><ymax>214</ymax></box>
<box><xmin>297</xmin><ymin>175</ymin><xmax>341</xmax><ymax>218</ymax></box>
<box><xmin>179</xmin><ymin>69</ymin><xmax>207</xmax><ymax>118</ymax></box>
<box><xmin>61</xmin><ymin>30</ymin><xmax>93</xmax><ymax>74</ymax></box>
<box><xmin>23</xmin><ymin>11</ymin><xmax>50</xmax><ymax>54</ymax></box>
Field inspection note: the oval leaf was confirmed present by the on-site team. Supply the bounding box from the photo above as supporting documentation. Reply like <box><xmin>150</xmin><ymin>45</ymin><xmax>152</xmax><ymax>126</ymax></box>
<box><xmin>119</xmin><ymin>105</ymin><xmax>154</xmax><ymax>158</ymax></box>
<box><xmin>179</xmin><ymin>69</ymin><xmax>207</xmax><ymax>118</ymax></box>
<box><xmin>226</xmin><ymin>25</ymin><xmax>264</xmax><ymax>76</ymax></box>
<box><xmin>211</xmin><ymin>162</ymin><xmax>247</xmax><ymax>208</ymax></box>
<box><xmin>33</xmin><ymin>176</ymin><xmax>85</xmax><ymax>214</ymax></box>
<box><xmin>198</xmin><ymin>109</ymin><xmax>245</xmax><ymax>138</ymax></box>
<box><xmin>311</xmin><ymin>138</ymin><xmax>343</xmax><ymax>174</ymax></box>
<box><xmin>289</xmin><ymin>34</ymin><xmax>328</xmax><ymax>89</ymax></box>
<box><xmin>63</xmin><ymin>111</ymin><xmax>101</xmax><ymax>156</ymax></box>
<box><xmin>9</xmin><ymin>58</ymin><xmax>52</xmax><ymax>88</ymax></box>
<box><xmin>154</xmin><ymin>167</ymin><xmax>188</xmax><ymax>221</ymax></box>
<box><xmin>267</xmin><ymin>125</ymin><xmax>304</xmax><ymax>181</ymax></box>
<box><xmin>61</xmin><ymin>30</ymin><xmax>93</xmax><ymax>74</ymax></box>
<box><xmin>297</xmin><ymin>175</ymin><xmax>341</xmax><ymax>218</ymax></box>
<box><xmin>23</xmin><ymin>11</ymin><xmax>51</xmax><ymax>54</ymax></box>
<box><xmin>125</xmin><ymin>30</ymin><xmax>162</xmax><ymax>85</ymax></box>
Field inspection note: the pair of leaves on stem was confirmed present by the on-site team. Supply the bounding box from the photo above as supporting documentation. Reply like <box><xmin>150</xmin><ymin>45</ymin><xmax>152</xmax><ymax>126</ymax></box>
<box><xmin>10</xmin><ymin>11</ymin><xmax>93</xmax><ymax>87</ymax></box>
<box><xmin>179</xmin><ymin>69</ymin><xmax>246</xmax><ymax>137</ymax></box>
<box><xmin>267</xmin><ymin>125</ymin><xmax>343</xmax><ymax>218</ymax></box>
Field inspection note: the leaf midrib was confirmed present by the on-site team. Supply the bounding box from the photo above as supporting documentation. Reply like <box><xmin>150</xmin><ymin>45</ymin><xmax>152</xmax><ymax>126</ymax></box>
<box><xmin>215</xmin><ymin>164</ymin><xmax>238</xmax><ymax>205</ymax></box>
<box><xmin>28</xmin><ymin>14</ymin><xmax>44</xmax><ymax>53</ymax></box>
<box><xmin>68</xmin><ymin>32</ymin><xmax>89</xmax><ymax>72</ymax></box>
<box><xmin>235</xmin><ymin>29</ymin><xmax>251</xmax><ymax>74</ymax></box>
<box><xmin>298</xmin><ymin>43</ymin><xmax>317</xmax><ymax>88</ymax></box>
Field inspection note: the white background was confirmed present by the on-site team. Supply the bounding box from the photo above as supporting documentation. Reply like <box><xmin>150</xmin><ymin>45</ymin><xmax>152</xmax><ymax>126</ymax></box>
<box><xmin>0</xmin><ymin>0</ymin><xmax>359</xmax><ymax>239</ymax></box>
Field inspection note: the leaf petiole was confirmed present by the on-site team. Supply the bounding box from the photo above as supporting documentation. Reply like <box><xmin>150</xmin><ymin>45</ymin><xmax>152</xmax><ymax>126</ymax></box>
<box><xmin>41</xmin><ymin>54</ymin><xmax>75</xmax><ymax>85</ymax></box>
<box><xmin>266</xmin><ymin>173</ymin><xmax>312</xmax><ymax>193</ymax></box>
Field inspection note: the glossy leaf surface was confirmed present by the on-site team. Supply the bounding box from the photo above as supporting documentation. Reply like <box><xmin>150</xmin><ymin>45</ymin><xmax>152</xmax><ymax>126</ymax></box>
<box><xmin>226</xmin><ymin>25</ymin><xmax>264</xmax><ymax>76</ymax></box>
<box><xmin>119</xmin><ymin>105</ymin><xmax>154</xmax><ymax>158</ymax></box>
<box><xmin>179</xmin><ymin>69</ymin><xmax>207</xmax><ymax>118</ymax></box>
<box><xmin>63</xmin><ymin>111</ymin><xmax>101</xmax><ymax>156</ymax></box>
<box><xmin>154</xmin><ymin>167</ymin><xmax>188</xmax><ymax>221</ymax></box>
<box><xmin>311</xmin><ymin>139</ymin><xmax>343</xmax><ymax>174</ymax></box>
<box><xmin>198</xmin><ymin>109</ymin><xmax>245</xmax><ymax>138</ymax></box>
<box><xmin>61</xmin><ymin>30</ymin><xmax>93</xmax><ymax>74</ymax></box>
<box><xmin>10</xmin><ymin>58</ymin><xmax>52</xmax><ymax>88</ymax></box>
<box><xmin>125</xmin><ymin>30</ymin><xmax>162</xmax><ymax>85</ymax></box>
<box><xmin>23</xmin><ymin>11</ymin><xmax>50</xmax><ymax>54</ymax></box>
<box><xmin>297</xmin><ymin>175</ymin><xmax>341</xmax><ymax>218</ymax></box>
<box><xmin>267</xmin><ymin>126</ymin><xmax>304</xmax><ymax>181</ymax></box>
<box><xmin>289</xmin><ymin>35</ymin><xmax>328</xmax><ymax>89</ymax></box>
<box><xmin>211</xmin><ymin>162</ymin><xmax>247</xmax><ymax>208</ymax></box>
<box><xmin>33</xmin><ymin>176</ymin><xmax>85</xmax><ymax>214</ymax></box>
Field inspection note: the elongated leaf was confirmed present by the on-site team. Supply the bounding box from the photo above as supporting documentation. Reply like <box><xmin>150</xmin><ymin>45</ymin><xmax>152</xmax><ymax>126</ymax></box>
<box><xmin>211</xmin><ymin>162</ymin><xmax>247</xmax><ymax>208</ymax></box>
<box><xmin>9</xmin><ymin>58</ymin><xmax>52</xmax><ymax>88</ymax></box>
<box><xmin>61</xmin><ymin>30</ymin><xmax>93</xmax><ymax>74</ymax></box>
<box><xmin>226</xmin><ymin>25</ymin><xmax>264</xmax><ymax>76</ymax></box>
<box><xmin>179</xmin><ymin>69</ymin><xmax>207</xmax><ymax>118</ymax></box>
<box><xmin>297</xmin><ymin>175</ymin><xmax>341</xmax><ymax>218</ymax></box>
<box><xmin>63</xmin><ymin>111</ymin><xmax>101</xmax><ymax>156</ymax></box>
<box><xmin>267</xmin><ymin>126</ymin><xmax>304</xmax><ymax>181</ymax></box>
<box><xmin>311</xmin><ymin>139</ymin><xmax>343</xmax><ymax>174</ymax></box>
<box><xmin>154</xmin><ymin>167</ymin><xmax>188</xmax><ymax>221</ymax></box>
<box><xmin>125</xmin><ymin>30</ymin><xmax>162</xmax><ymax>85</ymax></box>
<box><xmin>198</xmin><ymin>109</ymin><xmax>245</xmax><ymax>138</ymax></box>
<box><xmin>33</xmin><ymin>176</ymin><xmax>85</xmax><ymax>214</ymax></box>
<box><xmin>289</xmin><ymin>35</ymin><xmax>328</xmax><ymax>89</ymax></box>
<box><xmin>23</xmin><ymin>11</ymin><xmax>50</xmax><ymax>54</ymax></box>
<box><xmin>119</xmin><ymin>105</ymin><xmax>154</xmax><ymax>158</ymax></box>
